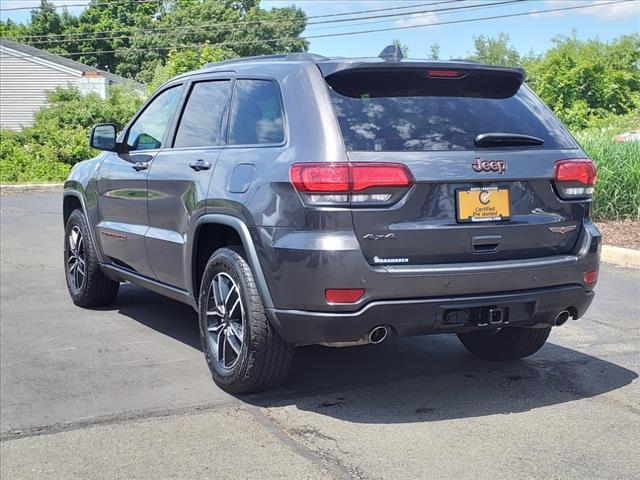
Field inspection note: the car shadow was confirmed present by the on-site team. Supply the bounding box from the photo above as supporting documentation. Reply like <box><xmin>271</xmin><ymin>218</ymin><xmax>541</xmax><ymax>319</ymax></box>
<box><xmin>113</xmin><ymin>284</ymin><xmax>638</xmax><ymax>424</ymax></box>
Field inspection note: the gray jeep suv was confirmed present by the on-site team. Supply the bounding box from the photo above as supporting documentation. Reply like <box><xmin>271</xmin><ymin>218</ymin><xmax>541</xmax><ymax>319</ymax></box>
<box><xmin>63</xmin><ymin>47</ymin><xmax>600</xmax><ymax>393</ymax></box>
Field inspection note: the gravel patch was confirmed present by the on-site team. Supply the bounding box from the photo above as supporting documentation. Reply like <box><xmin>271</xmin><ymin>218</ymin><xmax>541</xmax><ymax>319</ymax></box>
<box><xmin>597</xmin><ymin>219</ymin><xmax>640</xmax><ymax>250</ymax></box>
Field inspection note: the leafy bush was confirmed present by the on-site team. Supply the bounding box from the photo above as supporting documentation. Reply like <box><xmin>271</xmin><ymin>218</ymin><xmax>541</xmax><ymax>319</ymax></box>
<box><xmin>0</xmin><ymin>85</ymin><xmax>144</xmax><ymax>183</ymax></box>
<box><xmin>0</xmin><ymin>129</ymin><xmax>72</xmax><ymax>183</ymax></box>
<box><xmin>576</xmin><ymin>132</ymin><xmax>640</xmax><ymax>220</ymax></box>
<box><xmin>35</xmin><ymin>84</ymin><xmax>144</xmax><ymax>132</ymax></box>
<box><xmin>526</xmin><ymin>34</ymin><xmax>640</xmax><ymax>130</ymax></box>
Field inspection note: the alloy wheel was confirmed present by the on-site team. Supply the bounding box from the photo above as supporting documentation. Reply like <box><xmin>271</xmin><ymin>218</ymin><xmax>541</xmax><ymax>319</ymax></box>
<box><xmin>67</xmin><ymin>226</ymin><xmax>86</xmax><ymax>291</ymax></box>
<box><xmin>205</xmin><ymin>272</ymin><xmax>245</xmax><ymax>369</ymax></box>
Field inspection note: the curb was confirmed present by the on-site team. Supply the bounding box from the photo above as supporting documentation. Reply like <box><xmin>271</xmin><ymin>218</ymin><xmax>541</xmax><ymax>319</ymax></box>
<box><xmin>601</xmin><ymin>245</ymin><xmax>640</xmax><ymax>269</ymax></box>
<box><xmin>0</xmin><ymin>183</ymin><xmax>63</xmax><ymax>195</ymax></box>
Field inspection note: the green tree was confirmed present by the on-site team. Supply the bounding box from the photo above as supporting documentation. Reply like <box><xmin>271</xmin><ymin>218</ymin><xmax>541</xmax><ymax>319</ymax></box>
<box><xmin>428</xmin><ymin>43</ymin><xmax>440</xmax><ymax>60</ymax></box>
<box><xmin>16</xmin><ymin>0</ymin><xmax>77</xmax><ymax>53</ymax></box>
<box><xmin>70</xmin><ymin>0</ymin><xmax>166</xmax><ymax>78</ymax></box>
<box><xmin>2</xmin><ymin>0</ymin><xmax>307</xmax><ymax>82</ymax></box>
<box><xmin>148</xmin><ymin>45</ymin><xmax>236</xmax><ymax>90</ymax></box>
<box><xmin>526</xmin><ymin>34</ymin><xmax>640</xmax><ymax>129</ymax></box>
<box><xmin>73</xmin><ymin>0</ymin><xmax>307</xmax><ymax>81</ymax></box>
<box><xmin>470</xmin><ymin>32</ymin><xmax>521</xmax><ymax>67</ymax></box>
<box><xmin>0</xmin><ymin>19</ymin><xmax>28</xmax><ymax>39</ymax></box>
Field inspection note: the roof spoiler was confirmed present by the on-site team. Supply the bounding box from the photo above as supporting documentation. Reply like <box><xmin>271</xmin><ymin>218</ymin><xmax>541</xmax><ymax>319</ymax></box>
<box><xmin>324</xmin><ymin>64</ymin><xmax>527</xmax><ymax>99</ymax></box>
<box><xmin>320</xmin><ymin>60</ymin><xmax>525</xmax><ymax>82</ymax></box>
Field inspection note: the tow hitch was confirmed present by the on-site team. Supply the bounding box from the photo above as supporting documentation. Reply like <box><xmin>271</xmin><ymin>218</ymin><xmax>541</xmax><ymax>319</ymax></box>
<box><xmin>444</xmin><ymin>306</ymin><xmax>509</xmax><ymax>327</ymax></box>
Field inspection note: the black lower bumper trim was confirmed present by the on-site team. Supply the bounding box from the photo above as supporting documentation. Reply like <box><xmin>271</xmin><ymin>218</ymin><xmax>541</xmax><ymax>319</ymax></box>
<box><xmin>268</xmin><ymin>285</ymin><xmax>594</xmax><ymax>344</ymax></box>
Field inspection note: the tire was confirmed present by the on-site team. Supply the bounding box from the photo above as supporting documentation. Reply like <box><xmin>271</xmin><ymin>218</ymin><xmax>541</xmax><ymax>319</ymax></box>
<box><xmin>198</xmin><ymin>247</ymin><xmax>294</xmax><ymax>394</ymax></box>
<box><xmin>457</xmin><ymin>326</ymin><xmax>551</xmax><ymax>361</ymax></box>
<box><xmin>64</xmin><ymin>209</ymin><xmax>119</xmax><ymax>307</ymax></box>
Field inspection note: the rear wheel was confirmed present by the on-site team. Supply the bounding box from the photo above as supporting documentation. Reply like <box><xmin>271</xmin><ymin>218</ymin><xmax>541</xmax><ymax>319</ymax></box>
<box><xmin>198</xmin><ymin>247</ymin><xmax>293</xmax><ymax>394</ymax></box>
<box><xmin>64</xmin><ymin>209</ymin><xmax>119</xmax><ymax>307</ymax></box>
<box><xmin>457</xmin><ymin>326</ymin><xmax>551</xmax><ymax>361</ymax></box>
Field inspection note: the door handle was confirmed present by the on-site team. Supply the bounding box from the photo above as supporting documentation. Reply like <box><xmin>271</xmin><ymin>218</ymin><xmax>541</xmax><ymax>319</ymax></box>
<box><xmin>132</xmin><ymin>161</ymin><xmax>149</xmax><ymax>172</ymax></box>
<box><xmin>472</xmin><ymin>235</ymin><xmax>501</xmax><ymax>254</ymax></box>
<box><xmin>189</xmin><ymin>159</ymin><xmax>211</xmax><ymax>171</ymax></box>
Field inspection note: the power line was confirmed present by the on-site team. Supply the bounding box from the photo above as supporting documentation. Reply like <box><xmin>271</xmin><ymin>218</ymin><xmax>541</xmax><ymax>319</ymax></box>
<box><xmin>300</xmin><ymin>0</ymin><xmax>526</xmax><ymax>33</ymax></box>
<box><xmin>7</xmin><ymin>0</ymin><xmax>461</xmax><ymax>40</ymax></box>
<box><xmin>3</xmin><ymin>0</ymin><xmax>630</xmax><ymax>61</ymax></box>
<box><xmin>306</xmin><ymin>0</ymin><xmax>633</xmax><ymax>39</ymax></box>
<box><xmin>284</xmin><ymin>0</ymin><xmax>455</xmax><ymax>19</ymax></box>
<box><xmin>25</xmin><ymin>0</ymin><xmax>521</xmax><ymax>46</ymax></box>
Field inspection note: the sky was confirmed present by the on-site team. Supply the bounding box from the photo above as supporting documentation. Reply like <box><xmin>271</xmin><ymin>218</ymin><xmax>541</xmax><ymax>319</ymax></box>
<box><xmin>1</xmin><ymin>0</ymin><xmax>639</xmax><ymax>59</ymax></box>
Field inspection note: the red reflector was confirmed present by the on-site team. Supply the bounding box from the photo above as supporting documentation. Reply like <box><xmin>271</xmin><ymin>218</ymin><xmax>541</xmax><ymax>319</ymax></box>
<box><xmin>584</xmin><ymin>271</ymin><xmax>598</xmax><ymax>285</ymax></box>
<box><xmin>290</xmin><ymin>163</ymin><xmax>412</xmax><ymax>193</ymax></box>
<box><xmin>554</xmin><ymin>159</ymin><xmax>597</xmax><ymax>186</ymax></box>
<box><xmin>426</xmin><ymin>69</ymin><xmax>465</xmax><ymax>78</ymax></box>
<box><xmin>325</xmin><ymin>288</ymin><xmax>365</xmax><ymax>304</ymax></box>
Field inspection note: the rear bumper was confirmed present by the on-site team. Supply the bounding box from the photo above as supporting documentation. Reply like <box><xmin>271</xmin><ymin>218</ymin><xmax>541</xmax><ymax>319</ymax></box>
<box><xmin>269</xmin><ymin>284</ymin><xmax>594</xmax><ymax>344</ymax></box>
<box><xmin>255</xmin><ymin>221</ymin><xmax>600</xmax><ymax>344</ymax></box>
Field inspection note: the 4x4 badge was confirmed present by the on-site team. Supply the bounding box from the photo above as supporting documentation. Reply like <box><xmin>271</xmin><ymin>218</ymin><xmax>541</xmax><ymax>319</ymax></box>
<box><xmin>363</xmin><ymin>233</ymin><xmax>397</xmax><ymax>240</ymax></box>
<box><xmin>472</xmin><ymin>157</ymin><xmax>506</xmax><ymax>174</ymax></box>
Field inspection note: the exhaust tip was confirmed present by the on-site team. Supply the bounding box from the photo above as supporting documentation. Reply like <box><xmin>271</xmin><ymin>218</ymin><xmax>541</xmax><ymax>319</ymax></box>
<box><xmin>368</xmin><ymin>326</ymin><xmax>388</xmax><ymax>344</ymax></box>
<box><xmin>554</xmin><ymin>310</ymin><xmax>571</xmax><ymax>326</ymax></box>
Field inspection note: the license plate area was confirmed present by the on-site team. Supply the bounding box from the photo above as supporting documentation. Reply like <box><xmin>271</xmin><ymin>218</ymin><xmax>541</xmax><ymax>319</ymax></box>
<box><xmin>457</xmin><ymin>186</ymin><xmax>510</xmax><ymax>223</ymax></box>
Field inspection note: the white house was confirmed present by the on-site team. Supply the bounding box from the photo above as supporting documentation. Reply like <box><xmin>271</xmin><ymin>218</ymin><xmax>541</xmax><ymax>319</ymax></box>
<box><xmin>0</xmin><ymin>39</ymin><xmax>142</xmax><ymax>130</ymax></box>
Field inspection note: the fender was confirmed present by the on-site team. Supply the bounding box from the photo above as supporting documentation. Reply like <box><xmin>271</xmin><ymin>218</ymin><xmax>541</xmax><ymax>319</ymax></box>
<box><xmin>63</xmin><ymin>188</ymin><xmax>105</xmax><ymax>264</ymax></box>
<box><xmin>190</xmin><ymin>214</ymin><xmax>275</xmax><ymax>310</ymax></box>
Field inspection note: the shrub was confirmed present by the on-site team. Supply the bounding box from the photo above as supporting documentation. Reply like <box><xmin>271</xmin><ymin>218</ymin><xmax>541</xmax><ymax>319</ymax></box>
<box><xmin>0</xmin><ymin>85</ymin><xmax>144</xmax><ymax>183</ymax></box>
<box><xmin>527</xmin><ymin>34</ymin><xmax>640</xmax><ymax>130</ymax></box>
<box><xmin>575</xmin><ymin>131</ymin><xmax>640</xmax><ymax>220</ymax></box>
<box><xmin>0</xmin><ymin>129</ymin><xmax>71</xmax><ymax>183</ymax></box>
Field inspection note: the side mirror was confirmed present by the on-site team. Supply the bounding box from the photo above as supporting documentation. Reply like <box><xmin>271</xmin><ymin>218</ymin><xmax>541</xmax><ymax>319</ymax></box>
<box><xmin>89</xmin><ymin>123</ymin><xmax>118</xmax><ymax>152</ymax></box>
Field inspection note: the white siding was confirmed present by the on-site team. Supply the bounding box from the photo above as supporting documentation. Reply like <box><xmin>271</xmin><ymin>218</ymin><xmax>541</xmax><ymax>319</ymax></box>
<box><xmin>0</xmin><ymin>50</ymin><xmax>81</xmax><ymax>130</ymax></box>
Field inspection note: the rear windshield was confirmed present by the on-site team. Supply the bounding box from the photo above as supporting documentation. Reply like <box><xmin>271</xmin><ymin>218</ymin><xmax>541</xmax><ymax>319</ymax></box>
<box><xmin>326</xmin><ymin>70</ymin><xmax>576</xmax><ymax>151</ymax></box>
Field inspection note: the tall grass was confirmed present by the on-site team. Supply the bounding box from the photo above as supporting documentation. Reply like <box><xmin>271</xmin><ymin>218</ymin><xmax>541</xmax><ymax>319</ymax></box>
<box><xmin>575</xmin><ymin>132</ymin><xmax>640</xmax><ymax>220</ymax></box>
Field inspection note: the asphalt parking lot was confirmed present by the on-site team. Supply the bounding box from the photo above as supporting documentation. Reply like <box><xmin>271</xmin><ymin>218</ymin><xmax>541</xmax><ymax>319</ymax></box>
<box><xmin>1</xmin><ymin>193</ymin><xmax>639</xmax><ymax>479</ymax></box>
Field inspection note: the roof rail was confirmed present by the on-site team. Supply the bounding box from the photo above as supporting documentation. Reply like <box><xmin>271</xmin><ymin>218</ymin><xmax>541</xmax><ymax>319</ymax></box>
<box><xmin>204</xmin><ymin>52</ymin><xmax>326</xmax><ymax>69</ymax></box>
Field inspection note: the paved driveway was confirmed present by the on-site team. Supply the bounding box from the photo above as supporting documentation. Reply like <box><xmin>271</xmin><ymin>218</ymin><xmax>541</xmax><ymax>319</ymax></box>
<box><xmin>1</xmin><ymin>194</ymin><xmax>639</xmax><ymax>479</ymax></box>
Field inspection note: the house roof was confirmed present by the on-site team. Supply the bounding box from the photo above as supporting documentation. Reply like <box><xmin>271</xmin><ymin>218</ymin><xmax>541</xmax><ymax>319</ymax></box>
<box><xmin>0</xmin><ymin>38</ymin><xmax>143</xmax><ymax>88</ymax></box>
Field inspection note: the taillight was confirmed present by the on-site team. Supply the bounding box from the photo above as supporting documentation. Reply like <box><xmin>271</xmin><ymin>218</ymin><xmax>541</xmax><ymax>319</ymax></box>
<box><xmin>290</xmin><ymin>162</ymin><xmax>413</xmax><ymax>206</ymax></box>
<box><xmin>290</xmin><ymin>163</ymin><xmax>350</xmax><ymax>193</ymax></box>
<box><xmin>554</xmin><ymin>159</ymin><xmax>597</xmax><ymax>199</ymax></box>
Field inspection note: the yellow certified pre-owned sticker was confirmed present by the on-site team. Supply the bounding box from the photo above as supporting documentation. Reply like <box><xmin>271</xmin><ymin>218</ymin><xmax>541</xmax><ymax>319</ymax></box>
<box><xmin>457</xmin><ymin>187</ymin><xmax>510</xmax><ymax>222</ymax></box>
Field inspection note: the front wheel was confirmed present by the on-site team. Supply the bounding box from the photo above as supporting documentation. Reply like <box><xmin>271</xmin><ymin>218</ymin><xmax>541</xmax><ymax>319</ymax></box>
<box><xmin>64</xmin><ymin>209</ymin><xmax>119</xmax><ymax>307</ymax></box>
<box><xmin>198</xmin><ymin>247</ymin><xmax>293</xmax><ymax>394</ymax></box>
<box><xmin>457</xmin><ymin>326</ymin><xmax>551</xmax><ymax>361</ymax></box>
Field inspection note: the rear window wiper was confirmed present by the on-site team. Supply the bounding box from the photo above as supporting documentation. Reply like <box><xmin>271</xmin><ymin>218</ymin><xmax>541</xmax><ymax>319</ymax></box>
<box><xmin>475</xmin><ymin>133</ymin><xmax>544</xmax><ymax>147</ymax></box>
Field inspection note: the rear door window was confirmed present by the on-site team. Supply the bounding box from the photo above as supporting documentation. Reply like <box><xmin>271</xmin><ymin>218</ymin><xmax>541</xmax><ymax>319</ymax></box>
<box><xmin>326</xmin><ymin>69</ymin><xmax>576</xmax><ymax>151</ymax></box>
<box><xmin>228</xmin><ymin>79</ymin><xmax>285</xmax><ymax>145</ymax></box>
<box><xmin>174</xmin><ymin>80</ymin><xmax>231</xmax><ymax>148</ymax></box>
